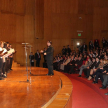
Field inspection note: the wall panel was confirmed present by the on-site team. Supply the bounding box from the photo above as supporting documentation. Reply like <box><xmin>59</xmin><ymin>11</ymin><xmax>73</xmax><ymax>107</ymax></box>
<box><xmin>0</xmin><ymin>0</ymin><xmax>108</xmax><ymax>66</ymax></box>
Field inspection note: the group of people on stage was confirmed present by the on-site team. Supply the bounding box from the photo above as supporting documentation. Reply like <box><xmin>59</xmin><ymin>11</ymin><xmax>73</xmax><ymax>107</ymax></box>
<box><xmin>29</xmin><ymin>48</ymin><xmax>48</xmax><ymax>68</ymax></box>
<box><xmin>29</xmin><ymin>51</ymin><xmax>41</xmax><ymax>67</ymax></box>
<box><xmin>29</xmin><ymin>50</ymin><xmax>44</xmax><ymax>67</ymax></box>
<box><xmin>0</xmin><ymin>41</ymin><xmax>15</xmax><ymax>80</ymax></box>
<box><xmin>53</xmin><ymin>38</ymin><xmax>108</xmax><ymax>90</ymax></box>
<box><xmin>29</xmin><ymin>41</ymin><xmax>54</xmax><ymax>76</ymax></box>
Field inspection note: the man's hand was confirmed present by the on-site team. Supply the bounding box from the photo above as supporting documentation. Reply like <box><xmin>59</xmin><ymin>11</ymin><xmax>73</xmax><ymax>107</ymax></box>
<box><xmin>87</xmin><ymin>67</ymin><xmax>89</xmax><ymax>69</ymax></box>
<box><xmin>40</xmin><ymin>50</ymin><xmax>43</xmax><ymax>53</ymax></box>
<box><xmin>44</xmin><ymin>53</ymin><xmax>47</xmax><ymax>55</ymax></box>
<box><xmin>103</xmin><ymin>70</ymin><xmax>106</xmax><ymax>73</ymax></box>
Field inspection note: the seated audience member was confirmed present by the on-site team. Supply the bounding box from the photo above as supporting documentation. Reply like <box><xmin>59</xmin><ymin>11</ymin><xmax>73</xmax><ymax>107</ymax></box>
<box><xmin>83</xmin><ymin>57</ymin><xmax>96</xmax><ymax>78</ymax></box>
<box><xmin>100</xmin><ymin>69</ymin><xmax>108</xmax><ymax>89</ymax></box>
<box><xmin>64</xmin><ymin>55</ymin><xmax>75</xmax><ymax>73</ymax></box>
<box><xmin>88</xmin><ymin>57</ymin><xmax>100</xmax><ymax>80</ymax></box>
<box><xmin>56</xmin><ymin>57</ymin><xmax>64</xmax><ymax>71</ymax></box>
<box><xmin>78</xmin><ymin>57</ymin><xmax>92</xmax><ymax>77</ymax></box>
<box><xmin>69</xmin><ymin>56</ymin><xmax>83</xmax><ymax>74</ymax></box>
<box><xmin>60</xmin><ymin>56</ymin><xmax>71</xmax><ymax>71</ymax></box>
<box><xmin>89</xmin><ymin>51</ymin><xmax>96</xmax><ymax>58</ymax></box>
<box><xmin>92</xmin><ymin>60</ymin><xmax>108</xmax><ymax>84</ymax></box>
<box><xmin>53</xmin><ymin>57</ymin><xmax>61</xmax><ymax>70</ymax></box>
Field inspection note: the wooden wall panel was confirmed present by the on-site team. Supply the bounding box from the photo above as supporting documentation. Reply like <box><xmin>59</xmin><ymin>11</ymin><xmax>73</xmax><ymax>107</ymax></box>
<box><xmin>16</xmin><ymin>16</ymin><xmax>24</xmax><ymax>42</ymax></box>
<box><xmin>0</xmin><ymin>0</ymin><xmax>108</xmax><ymax>66</ymax></box>
<box><xmin>15</xmin><ymin>0</ymin><xmax>25</xmax><ymax>15</ymax></box>
<box><xmin>70</xmin><ymin>0</ymin><xmax>78</xmax><ymax>14</ymax></box>
<box><xmin>25</xmin><ymin>0</ymin><xmax>35</xmax><ymax>15</ymax></box>
<box><xmin>0</xmin><ymin>0</ymin><xmax>15</xmax><ymax>13</ymax></box>
<box><xmin>44</xmin><ymin>0</ymin><xmax>52</xmax><ymax>39</ymax></box>
<box><xmin>52</xmin><ymin>0</ymin><xmax>61</xmax><ymax>13</ymax></box>
<box><xmin>24</xmin><ymin>15</ymin><xmax>35</xmax><ymax>43</ymax></box>
<box><xmin>35</xmin><ymin>0</ymin><xmax>44</xmax><ymax>39</ymax></box>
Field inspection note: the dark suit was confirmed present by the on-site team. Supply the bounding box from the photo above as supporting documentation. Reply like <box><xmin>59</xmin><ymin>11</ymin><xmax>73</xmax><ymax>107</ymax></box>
<box><xmin>70</xmin><ymin>60</ymin><xmax>83</xmax><ymax>74</ymax></box>
<box><xmin>35</xmin><ymin>52</ymin><xmax>41</xmax><ymax>67</ymax></box>
<box><xmin>82</xmin><ymin>44</ymin><xmax>87</xmax><ymax>52</ymax></box>
<box><xmin>29</xmin><ymin>55</ymin><xmax>34</xmax><ymax>66</ymax></box>
<box><xmin>45</xmin><ymin>45</ymin><xmax>54</xmax><ymax>75</ymax></box>
<box><xmin>83</xmin><ymin>62</ymin><xmax>96</xmax><ymax>77</ymax></box>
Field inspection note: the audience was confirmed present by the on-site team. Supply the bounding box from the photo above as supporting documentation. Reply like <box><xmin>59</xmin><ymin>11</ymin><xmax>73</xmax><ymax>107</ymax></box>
<box><xmin>52</xmin><ymin>38</ymin><xmax>108</xmax><ymax>92</ymax></box>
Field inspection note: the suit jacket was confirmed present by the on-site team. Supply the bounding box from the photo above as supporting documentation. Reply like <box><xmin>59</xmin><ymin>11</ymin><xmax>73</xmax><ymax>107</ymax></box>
<box><xmin>29</xmin><ymin>55</ymin><xmax>34</xmax><ymax>62</ymax></box>
<box><xmin>45</xmin><ymin>45</ymin><xmax>54</xmax><ymax>61</ymax></box>
<box><xmin>94</xmin><ymin>61</ymin><xmax>100</xmax><ymax>68</ymax></box>
<box><xmin>35</xmin><ymin>52</ymin><xmax>41</xmax><ymax>60</ymax></box>
<box><xmin>77</xmin><ymin>60</ymin><xmax>83</xmax><ymax>66</ymax></box>
<box><xmin>82</xmin><ymin>44</ymin><xmax>87</xmax><ymax>51</ymax></box>
<box><xmin>86</xmin><ymin>61</ymin><xmax>92</xmax><ymax>67</ymax></box>
<box><xmin>89</xmin><ymin>62</ymin><xmax>96</xmax><ymax>69</ymax></box>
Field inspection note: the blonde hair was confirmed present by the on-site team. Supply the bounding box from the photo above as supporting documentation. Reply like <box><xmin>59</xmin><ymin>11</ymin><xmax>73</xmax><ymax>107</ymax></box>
<box><xmin>103</xmin><ymin>59</ymin><xmax>108</xmax><ymax>64</ymax></box>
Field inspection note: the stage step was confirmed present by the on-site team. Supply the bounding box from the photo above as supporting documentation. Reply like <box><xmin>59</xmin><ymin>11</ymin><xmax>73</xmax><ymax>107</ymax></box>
<box><xmin>12</xmin><ymin>61</ymin><xmax>20</xmax><ymax>67</ymax></box>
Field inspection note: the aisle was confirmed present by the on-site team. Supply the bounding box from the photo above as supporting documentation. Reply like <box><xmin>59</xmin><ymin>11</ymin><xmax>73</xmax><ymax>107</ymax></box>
<box><xmin>63</xmin><ymin>73</ymin><xmax>108</xmax><ymax>108</ymax></box>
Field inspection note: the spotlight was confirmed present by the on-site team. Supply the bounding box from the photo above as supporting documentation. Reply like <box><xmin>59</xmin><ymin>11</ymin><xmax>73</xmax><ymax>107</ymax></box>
<box><xmin>77</xmin><ymin>42</ymin><xmax>80</xmax><ymax>46</ymax></box>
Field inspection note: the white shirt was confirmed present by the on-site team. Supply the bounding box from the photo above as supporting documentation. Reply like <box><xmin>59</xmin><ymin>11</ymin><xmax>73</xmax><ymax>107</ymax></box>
<box><xmin>2</xmin><ymin>48</ymin><xmax>7</xmax><ymax>54</ymax></box>
<box><xmin>0</xmin><ymin>47</ymin><xmax>3</xmax><ymax>51</ymax></box>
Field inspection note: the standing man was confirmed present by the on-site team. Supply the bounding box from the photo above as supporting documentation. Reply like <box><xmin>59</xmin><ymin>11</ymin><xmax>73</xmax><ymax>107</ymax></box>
<box><xmin>29</xmin><ymin>52</ymin><xmax>34</xmax><ymax>66</ymax></box>
<box><xmin>35</xmin><ymin>50</ymin><xmax>41</xmax><ymax>67</ymax></box>
<box><xmin>41</xmin><ymin>41</ymin><xmax>54</xmax><ymax>76</ymax></box>
<box><xmin>82</xmin><ymin>42</ymin><xmax>87</xmax><ymax>52</ymax></box>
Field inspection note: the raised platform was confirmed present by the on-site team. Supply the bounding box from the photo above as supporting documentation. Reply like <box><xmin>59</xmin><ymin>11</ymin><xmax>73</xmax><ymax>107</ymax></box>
<box><xmin>0</xmin><ymin>67</ymin><xmax>72</xmax><ymax>108</ymax></box>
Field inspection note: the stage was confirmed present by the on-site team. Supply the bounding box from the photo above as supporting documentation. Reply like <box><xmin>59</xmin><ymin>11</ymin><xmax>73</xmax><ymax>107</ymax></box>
<box><xmin>0</xmin><ymin>67</ymin><xmax>72</xmax><ymax>108</ymax></box>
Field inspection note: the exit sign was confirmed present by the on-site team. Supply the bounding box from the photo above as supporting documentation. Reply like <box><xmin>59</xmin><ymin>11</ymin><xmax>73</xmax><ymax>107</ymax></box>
<box><xmin>78</xmin><ymin>33</ymin><xmax>81</xmax><ymax>36</ymax></box>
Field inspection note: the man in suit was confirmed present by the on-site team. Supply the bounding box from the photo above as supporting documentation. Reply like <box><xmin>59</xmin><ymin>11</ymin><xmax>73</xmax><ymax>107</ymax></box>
<box><xmin>70</xmin><ymin>56</ymin><xmax>83</xmax><ymax>74</ymax></box>
<box><xmin>83</xmin><ymin>57</ymin><xmax>96</xmax><ymax>78</ymax></box>
<box><xmin>67</xmin><ymin>45</ymin><xmax>71</xmax><ymax>55</ymax></box>
<box><xmin>41</xmin><ymin>41</ymin><xmax>54</xmax><ymax>75</ymax></box>
<box><xmin>82</xmin><ymin>42</ymin><xmax>87</xmax><ymax>52</ymax></box>
<box><xmin>62</xmin><ymin>46</ymin><xmax>66</xmax><ymax>55</ymax></box>
<box><xmin>29</xmin><ymin>52</ymin><xmax>34</xmax><ymax>66</ymax></box>
<box><xmin>43</xmin><ymin>48</ymin><xmax>47</xmax><ymax>68</ymax></box>
<box><xmin>35</xmin><ymin>50</ymin><xmax>41</xmax><ymax>67</ymax></box>
<box><xmin>78</xmin><ymin>57</ymin><xmax>92</xmax><ymax>77</ymax></box>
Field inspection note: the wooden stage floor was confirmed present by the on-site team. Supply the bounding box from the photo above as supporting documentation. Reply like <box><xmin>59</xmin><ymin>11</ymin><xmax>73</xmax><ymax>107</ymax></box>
<box><xmin>0</xmin><ymin>67</ymin><xmax>61</xmax><ymax>108</ymax></box>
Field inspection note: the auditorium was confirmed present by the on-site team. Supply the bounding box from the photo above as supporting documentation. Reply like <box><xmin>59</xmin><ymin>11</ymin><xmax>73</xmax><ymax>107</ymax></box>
<box><xmin>0</xmin><ymin>0</ymin><xmax>108</xmax><ymax>108</ymax></box>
